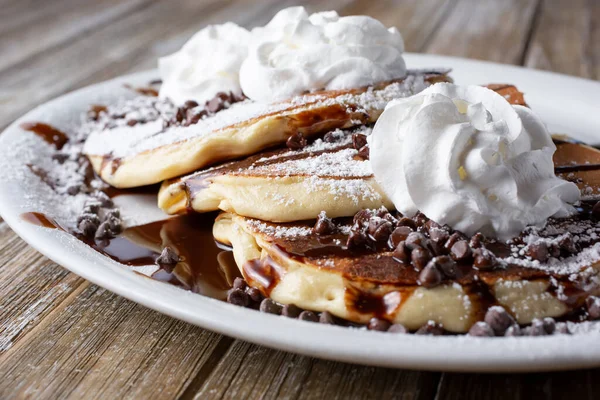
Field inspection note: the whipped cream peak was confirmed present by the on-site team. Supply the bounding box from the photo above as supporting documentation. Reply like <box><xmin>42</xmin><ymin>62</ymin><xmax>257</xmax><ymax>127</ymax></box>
<box><xmin>158</xmin><ymin>22</ymin><xmax>250</xmax><ymax>105</ymax></box>
<box><xmin>239</xmin><ymin>6</ymin><xmax>406</xmax><ymax>102</ymax></box>
<box><xmin>370</xmin><ymin>83</ymin><xmax>580</xmax><ymax>240</ymax></box>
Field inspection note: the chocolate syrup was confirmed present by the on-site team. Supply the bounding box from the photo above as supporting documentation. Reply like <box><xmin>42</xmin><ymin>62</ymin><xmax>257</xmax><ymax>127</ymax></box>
<box><xmin>21</xmin><ymin>211</ymin><xmax>239</xmax><ymax>301</ymax></box>
<box><xmin>20</xmin><ymin>122</ymin><xmax>69</xmax><ymax>150</ymax></box>
<box><xmin>123</xmin><ymin>84</ymin><xmax>159</xmax><ymax>97</ymax></box>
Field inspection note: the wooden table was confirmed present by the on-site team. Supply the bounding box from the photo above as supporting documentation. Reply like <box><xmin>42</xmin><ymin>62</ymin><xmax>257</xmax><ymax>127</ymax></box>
<box><xmin>1</xmin><ymin>0</ymin><xmax>599</xmax><ymax>398</ymax></box>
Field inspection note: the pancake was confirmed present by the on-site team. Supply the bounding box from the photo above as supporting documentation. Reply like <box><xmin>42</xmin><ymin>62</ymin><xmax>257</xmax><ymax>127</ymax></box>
<box><xmin>158</xmin><ymin>84</ymin><xmax>528</xmax><ymax>222</ymax></box>
<box><xmin>213</xmin><ymin>142</ymin><xmax>600</xmax><ymax>332</ymax></box>
<box><xmin>84</xmin><ymin>70</ymin><xmax>450</xmax><ymax>188</ymax></box>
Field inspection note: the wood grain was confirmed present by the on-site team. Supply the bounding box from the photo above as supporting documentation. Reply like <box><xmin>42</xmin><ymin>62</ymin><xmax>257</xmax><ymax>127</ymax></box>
<box><xmin>426</xmin><ymin>0</ymin><xmax>540</xmax><ymax>64</ymax></box>
<box><xmin>525</xmin><ymin>0</ymin><xmax>600</xmax><ymax>79</ymax></box>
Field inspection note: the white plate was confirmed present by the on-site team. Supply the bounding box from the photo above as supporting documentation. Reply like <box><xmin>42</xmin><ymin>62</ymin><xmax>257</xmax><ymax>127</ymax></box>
<box><xmin>2</xmin><ymin>54</ymin><xmax>600</xmax><ymax>373</ymax></box>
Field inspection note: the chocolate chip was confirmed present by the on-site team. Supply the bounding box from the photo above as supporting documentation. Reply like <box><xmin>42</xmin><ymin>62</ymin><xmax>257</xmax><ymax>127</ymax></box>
<box><xmin>323</xmin><ymin>131</ymin><xmax>337</xmax><ymax>143</ymax></box>
<box><xmin>314</xmin><ymin>212</ymin><xmax>336</xmax><ymax>235</ymax></box>
<box><xmin>319</xmin><ymin>311</ymin><xmax>336</xmax><ymax>324</ymax></box>
<box><xmin>433</xmin><ymin>255</ymin><xmax>457</xmax><ymax>278</ymax></box>
<box><xmin>473</xmin><ymin>248</ymin><xmax>497</xmax><ymax>270</ymax></box>
<box><xmin>586</xmin><ymin>296</ymin><xmax>600</xmax><ymax>319</ymax></box>
<box><xmin>286</xmin><ymin>132</ymin><xmax>307</xmax><ymax>150</ymax></box>
<box><xmin>357</xmin><ymin>145</ymin><xmax>369</xmax><ymax>159</ymax></box>
<box><xmin>346</xmin><ymin>230</ymin><xmax>368</xmax><ymax>249</ymax></box>
<box><xmin>484</xmin><ymin>306</ymin><xmax>515</xmax><ymax>336</ymax></box>
<box><xmin>368</xmin><ymin>220</ymin><xmax>393</xmax><ymax>242</ymax></box>
<box><xmin>559</xmin><ymin>234</ymin><xmax>577</xmax><ymax>255</ymax></box>
<box><xmin>405</xmin><ymin>232</ymin><xmax>426</xmax><ymax>250</ymax></box>
<box><xmin>184</xmin><ymin>100</ymin><xmax>199</xmax><ymax>109</ymax></box>
<box><xmin>387</xmin><ymin>324</ymin><xmax>407</xmax><ymax>333</ymax></box>
<box><xmin>542</xmin><ymin>317</ymin><xmax>556</xmax><ymax>334</ymax></box>
<box><xmin>156</xmin><ymin>246</ymin><xmax>180</xmax><ymax>272</ymax></box>
<box><xmin>415</xmin><ymin>321</ymin><xmax>444</xmax><ymax>335</ymax></box>
<box><xmin>52</xmin><ymin>152</ymin><xmax>70</xmax><ymax>163</ymax></box>
<box><xmin>206</xmin><ymin>96</ymin><xmax>224</xmax><ymax>113</ymax></box>
<box><xmin>231</xmin><ymin>90</ymin><xmax>246</xmax><ymax>103</ymax></box>
<box><xmin>413</xmin><ymin>212</ymin><xmax>428</xmax><ymax>227</ymax></box>
<box><xmin>592</xmin><ymin>201</ymin><xmax>600</xmax><ymax>219</ymax></box>
<box><xmin>83</xmin><ymin>201</ymin><xmax>101</xmax><ymax>215</ymax></box>
<box><xmin>126</xmin><ymin>119</ymin><xmax>138</xmax><ymax>127</ymax></box>
<box><xmin>175</xmin><ymin>107</ymin><xmax>186</xmax><ymax>122</ymax></box>
<box><xmin>95</xmin><ymin>221</ymin><xmax>117</xmax><ymax>240</ymax></box>
<box><xmin>397</xmin><ymin>217</ymin><xmax>417</xmax><ymax>230</ymax></box>
<box><xmin>187</xmin><ymin>108</ymin><xmax>207</xmax><ymax>125</ymax></box>
<box><xmin>411</xmin><ymin>247</ymin><xmax>431</xmax><ymax>270</ymax></box>
<box><xmin>78</xmin><ymin>216</ymin><xmax>100</xmax><ymax>238</ymax></box>
<box><xmin>282</xmin><ymin>304</ymin><xmax>302</xmax><ymax>318</ymax></box>
<box><xmin>232</xmin><ymin>277</ymin><xmax>247</xmax><ymax>291</ymax></box>
<box><xmin>352</xmin><ymin>133</ymin><xmax>368</xmax><ymax>150</ymax></box>
<box><xmin>392</xmin><ymin>242</ymin><xmax>409</xmax><ymax>263</ymax></box>
<box><xmin>429</xmin><ymin>228</ymin><xmax>449</xmax><ymax>244</ymax></box>
<box><xmin>104</xmin><ymin>208</ymin><xmax>120</xmax><ymax>221</ymax></box>
<box><xmin>259</xmin><ymin>298</ymin><xmax>282</xmax><ymax>314</ymax></box>
<box><xmin>504</xmin><ymin>324</ymin><xmax>522</xmax><ymax>336</ymax></box>
<box><xmin>556</xmin><ymin>322</ymin><xmax>571</xmax><ymax>335</ymax></box>
<box><xmin>423</xmin><ymin>219</ymin><xmax>441</xmax><ymax>232</ymax></box>
<box><xmin>299</xmin><ymin>311</ymin><xmax>319</xmax><ymax>322</ymax></box>
<box><xmin>527</xmin><ymin>242</ymin><xmax>549</xmax><ymax>262</ymax></box>
<box><xmin>468</xmin><ymin>322</ymin><xmax>495</xmax><ymax>337</ymax></box>
<box><xmin>444</xmin><ymin>232</ymin><xmax>464</xmax><ymax>251</ymax></box>
<box><xmin>368</xmin><ymin>317</ymin><xmax>391</xmax><ymax>331</ymax></box>
<box><xmin>450</xmin><ymin>240</ymin><xmax>472</xmax><ymax>262</ymax></box>
<box><xmin>353</xmin><ymin>209</ymin><xmax>371</xmax><ymax>226</ymax></box>
<box><xmin>528</xmin><ymin>319</ymin><xmax>549</xmax><ymax>336</ymax></box>
<box><xmin>469</xmin><ymin>232</ymin><xmax>484</xmax><ymax>249</ymax></box>
<box><xmin>246</xmin><ymin>287</ymin><xmax>263</xmax><ymax>303</ymax></box>
<box><xmin>93</xmin><ymin>191</ymin><xmax>113</xmax><ymax>208</ymax></box>
<box><xmin>227</xmin><ymin>288</ymin><xmax>249</xmax><ymax>307</ymax></box>
<box><xmin>418</xmin><ymin>261</ymin><xmax>442</xmax><ymax>287</ymax></box>
<box><xmin>389</xmin><ymin>226</ymin><xmax>413</xmax><ymax>248</ymax></box>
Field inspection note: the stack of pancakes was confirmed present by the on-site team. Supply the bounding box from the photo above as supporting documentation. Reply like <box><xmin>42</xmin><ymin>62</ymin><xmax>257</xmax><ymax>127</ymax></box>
<box><xmin>84</xmin><ymin>72</ymin><xmax>600</xmax><ymax>333</ymax></box>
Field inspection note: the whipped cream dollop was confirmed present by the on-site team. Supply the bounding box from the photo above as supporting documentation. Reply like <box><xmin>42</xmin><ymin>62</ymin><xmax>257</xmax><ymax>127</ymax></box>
<box><xmin>158</xmin><ymin>23</ymin><xmax>250</xmax><ymax>105</ymax></box>
<box><xmin>370</xmin><ymin>83</ymin><xmax>580</xmax><ymax>240</ymax></box>
<box><xmin>239</xmin><ymin>7</ymin><xmax>406</xmax><ymax>102</ymax></box>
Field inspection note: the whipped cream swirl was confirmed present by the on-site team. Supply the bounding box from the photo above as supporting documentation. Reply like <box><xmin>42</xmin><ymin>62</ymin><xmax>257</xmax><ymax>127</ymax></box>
<box><xmin>239</xmin><ymin>7</ymin><xmax>406</xmax><ymax>102</ymax></box>
<box><xmin>158</xmin><ymin>23</ymin><xmax>250</xmax><ymax>105</ymax></box>
<box><xmin>370</xmin><ymin>83</ymin><xmax>580</xmax><ymax>240</ymax></box>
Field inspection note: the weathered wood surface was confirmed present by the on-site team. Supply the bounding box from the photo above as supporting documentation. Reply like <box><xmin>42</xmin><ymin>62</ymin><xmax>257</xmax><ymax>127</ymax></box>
<box><xmin>0</xmin><ymin>0</ymin><xmax>598</xmax><ymax>398</ymax></box>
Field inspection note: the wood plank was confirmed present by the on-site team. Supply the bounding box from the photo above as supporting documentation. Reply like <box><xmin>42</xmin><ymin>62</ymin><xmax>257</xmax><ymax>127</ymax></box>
<box><xmin>0</xmin><ymin>283</ymin><xmax>232</xmax><ymax>399</ymax></box>
<box><xmin>339</xmin><ymin>0</ymin><xmax>456</xmax><ymax>52</ymax></box>
<box><xmin>436</xmin><ymin>369</ymin><xmax>599</xmax><ymax>400</ymax></box>
<box><xmin>0</xmin><ymin>0</ymin><xmax>153</xmax><ymax>73</ymax></box>
<box><xmin>425</xmin><ymin>0</ymin><xmax>540</xmax><ymax>64</ymax></box>
<box><xmin>193</xmin><ymin>340</ymin><xmax>440</xmax><ymax>400</ymax></box>
<box><xmin>524</xmin><ymin>0</ymin><xmax>600</xmax><ymax>80</ymax></box>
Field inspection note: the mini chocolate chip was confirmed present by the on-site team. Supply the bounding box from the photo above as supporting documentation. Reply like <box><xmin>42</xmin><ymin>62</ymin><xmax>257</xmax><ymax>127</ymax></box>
<box><xmin>397</xmin><ymin>217</ymin><xmax>417</xmax><ymax>230</ymax></box>
<box><xmin>586</xmin><ymin>296</ymin><xmax>600</xmax><ymax>319</ymax></box>
<box><xmin>368</xmin><ymin>318</ymin><xmax>391</xmax><ymax>331</ymax></box>
<box><xmin>353</xmin><ymin>209</ymin><xmax>371</xmax><ymax>225</ymax></box>
<box><xmin>549</xmin><ymin>243</ymin><xmax>561</xmax><ymax>258</ymax></box>
<box><xmin>286</xmin><ymin>132</ymin><xmax>307</xmax><ymax>150</ymax></box>
<box><xmin>175</xmin><ymin>107</ymin><xmax>186</xmax><ymax>122</ymax></box>
<box><xmin>259</xmin><ymin>298</ymin><xmax>282</xmax><ymax>314</ymax></box>
<box><xmin>469</xmin><ymin>232</ymin><xmax>484</xmax><ymax>249</ymax></box>
<box><xmin>504</xmin><ymin>324</ymin><xmax>522</xmax><ymax>336</ymax></box>
<box><xmin>468</xmin><ymin>321</ymin><xmax>495</xmax><ymax>337</ymax></box>
<box><xmin>299</xmin><ymin>311</ymin><xmax>319</xmax><ymax>322</ymax></box>
<box><xmin>368</xmin><ymin>220</ymin><xmax>393</xmax><ymax>242</ymax></box>
<box><xmin>104</xmin><ymin>208</ymin><xmax>120</xmax><ymax>221</ymax></box>
<box><xmin>433</xmin><ymin>255</ymin><xmax>457</xmax><ymax>278</ymax></box>
<box><xmin>77</xmin><ymin>212</ymin><xmax>100</xmax><ymax>225</ymax></box>
<box><xmin>389</xmin><ymin>226</ymin><xmax>413</xmax><ymax>248</ymax></box>
<box><xmin>473</xmin><ymin>248</ymin><xmax>497</xmax><ymax>270</ymax></box>
<box><xmin>232</xmin><ymin>277</ymin><xmax>247</xmax><ymax>291</ymax></box>
<box><xmin>156</xmin><ymin>246</ymin><xmax>180</xmax><ymax>272</ymax></box>
<box><xmin>405</xmin><ymin>232</ymin><xmax>426</xmax><ymax>250</ymax></box>
<box><xmin>206</xmin><ymin>97</ymin><xmax>224</xmax><ymax>113</ymax></box>
<box><xmin>392</xmin><ymin>242</ymin><xmax>409</xmax><ymax>263</ymax></box>
<box><xmin>418</xmin><ymin>261</ymin><xmax>442</xmax><ymax>287</ymax></box>
<box><xmin>429</xmin><ymin>228</ymin><xmax>449</xmax><ymax>244</ymax></box>
<box><xmin>93</xmin><ymin>191</ymin><xmax>113</xmax><ymax>208</ymax></box>
<box><xmin>450</xmin><ymin>240</ymin><xmax>472</xmax><ymax>262</ymax></box>
<box><xmin>559</xmin><ymin>234</ymin><xmax>577</xmax><ymax>254</ymax></box>
<box><xmin>51</xmin><ymin>152</ymin><xmax>70</xmax><ymax>163</ymax></box>
<box><xmin>78</xmin><ymin>217</ymin><xmax>99</xmax><ymax>238</ymax></box>
<box><xmin>444</xmin><ymin>232</ymin><xmax>464</xmax><ymax>251</ymax></box>
<box><xmin>347</xmin><ymin>230</ymin><xmax>368</xmax><ymax>249</ymax></box>
<box><xmin>387</xmin><ymin>324</ymin><xmax>407</xmax><ymax>333</ymax></box>
<box><xmin>527</xmin><ymin>242</ymin><xmax>549</xmax><ymax>262</ymax></box>
<box><xmin>227</xmin><ymin>288</ymin><xmax>249</xmax><ymax>307</ymax></box>
<box><xmin>231</xmin><ymin>90</ymin><xmax>246</xmax><ymax>103</ymax></box>
<box><xmin>95</xmin><ymin>221</ymin><xmax>116</xmax><ymax>240</ymax></box>
<box><xmin>528</xmin><ymin>319</ymin><xmax>549</xmax><ymax>336</ymax></box>
<box><xmin>411</xmin><ymin>247</ymin><xmax>431</xmax><ymax>270</ymax></box>
<box><xmin>126</xmin><ymin>119</ymin><xmax>138</xmax><ymax>127</ymax></box>
<box><xmin>314</xmin><ymin>212</ymin><xmax>336</xmax><ymax>235</ymax></box>
<box><xmin>282</xmin><ymin>304</ymin><xmax>302</xmax><ymax>318</ymax></box>
<box><xmin>184</xmin><ymin>100</ymin><xmax>199</xmax><ymax>109</ymax></box>
<box><xmin>323</xmin><ymin>131</ymin><xmax>337</xmax><ymax>143</ymax></box>
<box><xmin>319</xmin><ymin>311</ymin><xmax>336</xmax><ymax>324</ymax></box>
<box><xmin>542</xmin><ymin>317</ymin><xmax>556</xmax><ymax>334</ymax></box>
<box><xmin>187</xmin><ymin>109</ymin><xmax>207</xmax><ymax>125</ymax></box>
<box><xmin>415</xmin><ymin>321</ymin><xmax>444</xmax><ymax>335</ymax></box>
<box><xmin>484</xmin><ymin>306</ymin><xmax>515</xmax><ymax>336</ymax></box>
<box><xmin>556</xmin><ymin>322</ymin><xmax>571</xmax><ymax>335</ymax></box>
<box><xmin>83</xmin><ymin>201</ymin><xmax>101</xmax><ymax>215</ymax></box>
<box><xmin>352</xmin><ymin>133</ymin><xmax>368</xmax><ymax>150</ymax></box>
<box><xmin>413</xmin><ymin>212</ymin><xmax>428</xmax><ymax>227</ymax></box>
<box><xmin>592</xmin><ymin>201</ymin><xmax>600</xmax><ymax>219</ymax></box>
<box><xmin>424</xmin><ymin>219</ymin><xmax>441</xmax><ymax>232</ymax></box>
<box><xmin>246</xmin><ymin>287</ymin><xmax>263</xmax><ymax>303</ymax></box>
<box><xmin>357</xmin><ymin>145</ymin><xmax>369</xmax><ymax>159</ymax></box>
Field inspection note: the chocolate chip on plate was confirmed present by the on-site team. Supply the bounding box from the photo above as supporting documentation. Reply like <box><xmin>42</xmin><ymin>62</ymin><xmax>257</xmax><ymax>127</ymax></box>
<box><xmin>246</xmin><ymin>287</ymin><xmax>263</xmax><ymax>303</ymax></box>
<box><xmin>528</xmin><ymin>319</ymin><xmax>548</xmax><ymax>336</ymax></box>
<box><xmin>484</xmin><ymin>306</ymin><xmax>515</xmax><ymax>336</ymax></box>
<box><xmin>299</xmin><ymin>311</ymin><xmax>319</xmax><ymax>322</ymax></box>
<box><xmin>468</xmin><ymin>321</ymin><xmax>495</xmax><ymax>337</ymax></box>
<box><xmin>156</xmin><ymin>246</ymin><xmax>180</xmax><ymax>272</ymax></box>
<box><xmin>504</xmin><ymin>324</ymin><xmax>522</xmax><ymax>337</ymax></box>
<box><xmin>415</xmin><ymin>321</ymin><xmax>444</xmax><ymax>336</ymax></box>
<box><xmin>78</xmin><ymin>216</ymin><xmax>100</xmax><ymax>238</ymax></box>
<box><xmin>586</xmin><ymin>296</ymin><xmax>600</xmax><ymax>320</ymax></box>
<box><xmin>319</xmin><ymin>311</ymin><xmax>336</xmax><ymax>324</ymax></box>
<box><xmin>260</xmin><ymin>298</ymin><xmax>282</xmax><ymax>314</ymax></box>
<box><xmin>184</xmin><ymin>100</ymin><xmax>199</xmax><ymax>109</ymax></box>
<box><xmin>444</xmin><ymin>232</ymin><xmax>464</xmax><ymax>251</ymax></box>
<box><xmin>286</xmin><ymin>132</ymin><xmax>307</xmax><ymax>150</ymax></box>
<box><xmin>387</xmin><ymin>323</ymin><xmax>407</xmax><ymax>334</ymax></box>
<box><xmin>542</xmin><ymin>317</ymin><xmax>556</xmax><ymax>334</ymax></box>
<box><xmin>232</xmin><ymin>277</ymin><xmax>247</xmax><ymax>291</ymax></box>
<box><xmin>282</xmin><ymin>304</ymin><xmax>302</xmax><ymax>318</ymax></box>
<box><xmin>227</xmin><ymin>288</ymin><xmax>250</xmax><ymax>307</ymax></box>
<box><xmin>368</xmin><ymin>317</ymin><xmax>391</xmax><ymax>331</ymax></box>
